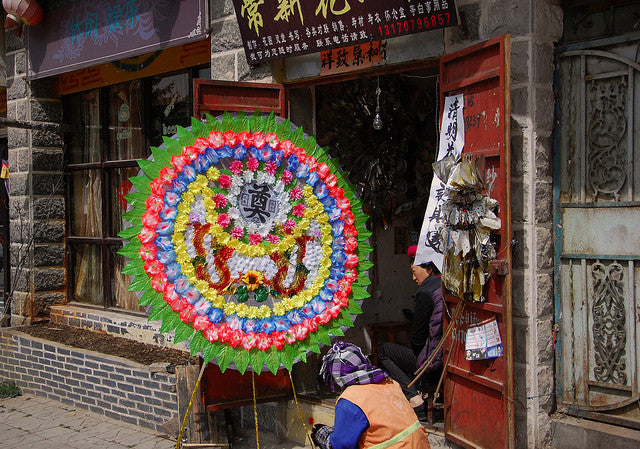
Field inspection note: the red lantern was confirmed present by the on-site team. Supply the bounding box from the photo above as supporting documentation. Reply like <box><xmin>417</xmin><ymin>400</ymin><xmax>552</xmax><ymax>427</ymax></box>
<box><xmin>3</xmin><ymin>0</ymin><xmax>42</xmax><ymax>35</ymax></box>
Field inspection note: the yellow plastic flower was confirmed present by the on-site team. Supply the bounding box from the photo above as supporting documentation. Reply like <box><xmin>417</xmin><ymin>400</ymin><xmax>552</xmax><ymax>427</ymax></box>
<box><xmin>242</xmin><ymin>270</ymin><xmax>264</xmax><ymax>291</ymax></box>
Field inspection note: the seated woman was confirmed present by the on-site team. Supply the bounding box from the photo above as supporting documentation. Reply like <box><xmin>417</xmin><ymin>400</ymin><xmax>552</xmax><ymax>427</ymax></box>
<box><xmin>377</xmin><ymin>245</ymin><xmax>443</xmax><ymax>421</ymax></box>
<box><xmin>312</xmin><ymin>341</ymin><xmax>430</xmax><ymax>449</ymax></box>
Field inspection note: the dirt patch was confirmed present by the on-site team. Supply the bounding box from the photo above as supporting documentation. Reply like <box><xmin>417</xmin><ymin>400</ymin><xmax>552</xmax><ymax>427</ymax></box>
<box><xmin>16</xmin><ymin>322</ymin><xmax>199</xmax><ymax>366</ymax></box>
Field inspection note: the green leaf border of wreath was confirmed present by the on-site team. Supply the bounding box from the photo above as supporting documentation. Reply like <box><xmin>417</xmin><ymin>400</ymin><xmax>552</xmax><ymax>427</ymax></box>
<box><xmin>117</xmin><ymin>110</ymin><xmax>373</xmax><ymax>374</ymax></box>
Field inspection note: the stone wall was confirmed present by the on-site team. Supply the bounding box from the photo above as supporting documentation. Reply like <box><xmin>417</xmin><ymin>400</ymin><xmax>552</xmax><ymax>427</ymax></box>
<box><xmin>444</xmin><ymin>1</ymin><xmax>562</xmax><ymax>447</ymax></box>
<box><xmin>209</xmin><ymin>0</ymin><xmax>274</xmax><ymax>82</ymax></box>
<box><xmin>4</xmin><ymin>31</ymin><xmax>65</xmax><ymax>325</ymax></box>
<box><xmin>0</xmin><ymin>328</ymin><xmax>178</xmax><ymax>431</ymax></box>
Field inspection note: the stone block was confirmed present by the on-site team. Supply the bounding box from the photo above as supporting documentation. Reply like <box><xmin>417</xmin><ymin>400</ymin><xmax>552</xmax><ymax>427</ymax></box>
<box><xmin>8</xmin><ymin>126</ymin><xmax>28</xmax><ymax>148</ymax></box>
<box><xmin>535</xmin><ymin>180</ymin><xmax>553</xmax><ymax>224</ymax></box>
<box><xmin>33</xmin><ymin>267</ymin><xmax>65</xmax><ymax>291</ymax></box>
<box><xmin>33</xmin><ymin>197</ymin><xmax>65</xmax><ymax>220</ymax></box>
<box><xmin>210</xmin><ymin>16</ymin><xmax>243</xmax><ymax>53</ymax></box>
<box><xmin>6</xmin><ymin>52</ymin><xmax>15</xmax><ymax>79</ymax></box>
<box><xmin>32</xmin><ymin>148</ymin><xmax>64</xmax><ymax>171</ymax></box>
<box><xmin>34</xmin><ymin>244</ymin><xmax>65</xmax><ymax>267</ymax></box>
<box><xmin>14</xmin><ymin>51</ymin><xmax>25</xmax><ymax>75</ymax></box>
<box><xmin>210</xmin><ymin>0</ymin><xmax>235</xmax><ymax>19</ymax></box>
<box><xmin>533</xmin><ymin>2</ymin><xmax>563</xmax><ymax>41</ymax></box>
<box><xmin>10</xmin><ymin>291</ymin><xmax>30</xmax><ymax>315</ymax></box>
<box><xmin>31</xmin><ymin>129</ymin><xmax>63</xmax><ymax>147</ymax></box>
<box><xmin>537</xmin><ymin>319</ymin><xmax>555</xmax><ymax>365</ymax></box>
<box><xmin>511</xmin><ymin>177</ymin><xmax>531</xmax><ymax>224</ymax></box>
<box><xmin>535</xmin><ymin>42</ymin><xmax>555</xmax><ymax>85</ymax></box>
<box><xmin>510</xmin><ymin>128</ymin><xmax>531</xmax><ymax>178</ymax></box>
<box><xmin>513</xmin><ymin>318</ymin><xmax>528</xmax><ymax>364</ymax></box>
<box><xmin>31</xmin><ymin>99</ymin><xmax>63</xmax><ymax>122</ymax></box>
<box><xmin>511</xmin><ymin>271</ymin><xmax>528</xmax><ymax>318</ymax></box>
<box><xmin>9</xmin><ymin>195</ymin><xmax>30</xmax><ymax>222</ymax></box>
<box><xmin>482</xmin><ymin>0</ymin><xmax>531</xmax><ymax>38</ymax></box>
<box><xmin>237</xmin><ymin>53</ymin><xmax>273</xmax><ymax>82</ymax></box>
<box><xmin>537</xmin><ymin>273</ymin><xmax>554</xmax><ymax>317</ymax></box>
<box><xmin>511</xmin><ymin>38</ymin><xmax>530</xmax><ymax>86</ymax></box>
<box><xmin>210</xmin><ymin>53</ymin><xmax>236</xmax><ymax>81</ymax></box>
<box><xmin>551</xmin><ymin>415</ymin><xmax>640</xmax><ymax>449</ymax></box>
<box><xmin>30</xmin><ymin>78</ymin><xmax>60</xmax><ymax>100</ymax></box>
<box><xmin>32</xmin><ymin>173</ymin><xmax>64</xmax><ymax>195</ymax></box>
<box><xmin>511</xmin><ymin>85</ymin><xmax>530</xmax><ymax>117</ymax></box>
<box><xmin>535</xmin><ymin>87</ymin><xmax>555</xmax><ymax>131</ymax></box>
<box><xmin>34</xmin><ymin>220</ymin><xmax>65</xmax><ymax>244</ymax></box>
<box><xmin>33</xmin><ymin>292</ymin><xmax>66</xmax><ymax>317</ymax></box>
<box><xmin>5</xmin><ymin>33</ymin><xmax>25</xmax><ymax>53</ymax></box>
<box><xmin>536</xmin><ymin>226</ymin><xmax>554</xmax><ymax>270</ymax></box>
<box><xmin>9</xmin><ymin>172</ymin><xmax>29</xmax><ymax>196</ymax></box>
<box><xmin>445</xmin><ymin>2</ymin><xmax>480</xmax><ymax>46</ymax></box>
<box><xmin>535</xmin><ymin>133</ymin><xmax>553</xmax><ymax>179</ymax></box>
<box><xmin>7</xmin><ymin>75</ymin><xmax>27</xmax><ymax>101</ymax></box>
<box><xmin>536</xmin><ymin>362</ymin><xmax>555</xmax><ymax>412</ymax></box>
<box><xmin>511</xmin><ymin>226</ymin><xmax>529</xmax><ymax>270</ymax></box>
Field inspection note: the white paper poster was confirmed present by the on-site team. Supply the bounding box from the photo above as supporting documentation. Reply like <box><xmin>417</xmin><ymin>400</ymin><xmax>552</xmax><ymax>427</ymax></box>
<box><xmin>464</xmin><ymin>318</ymin><xmax>504</xmax><ymax>361</ymax></box>
<box><xmin>414</xmin><ymin>94</ymin><xmax>465</xmax><ymax>270</ymax></box>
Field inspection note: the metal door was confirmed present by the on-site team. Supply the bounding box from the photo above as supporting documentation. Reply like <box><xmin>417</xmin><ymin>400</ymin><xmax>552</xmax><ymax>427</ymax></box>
<box><xmin>440</xmin><ymin>35</ymin><xmax>514</xmax><ymax>449</ymax></box>
<box><xmin>556</xmin><ymin>36</ymin><xmax>640</xmax><ymax>429</ymax></box>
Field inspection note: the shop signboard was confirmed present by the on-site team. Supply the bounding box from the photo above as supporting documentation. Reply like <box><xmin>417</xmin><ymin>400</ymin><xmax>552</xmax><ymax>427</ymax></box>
<box><xmin>26</xmin><ymin>0</ymin><xmax>208</xmax><ymax>80</ymax></box>
<box><xmin>232</xmin><ymin>0</ymin><xmax>457</xmax><ymax>64</ymax></box>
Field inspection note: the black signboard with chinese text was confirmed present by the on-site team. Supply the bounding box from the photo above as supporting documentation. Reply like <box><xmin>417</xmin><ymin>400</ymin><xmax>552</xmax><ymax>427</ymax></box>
<box><xmin>232</xmin><ymin>0</ymin><xmax>457</xmax><ymax>64</ymax></box>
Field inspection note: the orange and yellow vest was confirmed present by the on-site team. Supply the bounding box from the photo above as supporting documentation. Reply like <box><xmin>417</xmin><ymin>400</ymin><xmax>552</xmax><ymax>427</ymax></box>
<box><xmin>338</xmin><ymin>379</ymin><xmax>431</xmax><ymax>449</ymax></box>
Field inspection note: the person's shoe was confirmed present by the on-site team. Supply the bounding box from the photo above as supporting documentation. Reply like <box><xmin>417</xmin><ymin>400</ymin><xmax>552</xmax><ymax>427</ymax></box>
<box><xmin>413</xmin><ymin>404</ymin><xmax>428</xmax><ymax>422</ymax></box>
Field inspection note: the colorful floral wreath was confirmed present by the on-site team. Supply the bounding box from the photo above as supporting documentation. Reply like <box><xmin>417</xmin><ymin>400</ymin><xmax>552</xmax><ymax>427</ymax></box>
<box><xmin>118</xmin><ymin>111</ymin><xmax>372</xmax><ymax>374</ymax></box>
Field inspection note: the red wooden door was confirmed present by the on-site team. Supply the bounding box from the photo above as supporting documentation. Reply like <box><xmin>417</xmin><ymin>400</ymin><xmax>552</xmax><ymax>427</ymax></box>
<box><xmin>440</xmin><ymin>35</ymin><xmax>514</xmax><ymax>449</ymax></box>
<box><xmin>193</xmin><ymin>79</ymin><xmax>286</xmax><ymax>119</ymax></box>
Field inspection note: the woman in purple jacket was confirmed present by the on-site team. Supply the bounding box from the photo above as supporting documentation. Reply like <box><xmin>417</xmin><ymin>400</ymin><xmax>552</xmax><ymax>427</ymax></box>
<box><xmin>377</xmin><ymin>245</ymin><xmax>443</xmax><ymax>421</ymax></box>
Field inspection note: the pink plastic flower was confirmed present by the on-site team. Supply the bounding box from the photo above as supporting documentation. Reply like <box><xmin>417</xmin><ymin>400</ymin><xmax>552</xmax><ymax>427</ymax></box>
<box><xmin>289</xmin><ymin>186</ymin><xmax>303</xmax><ymax>201</ymax></box>
<box><xmin>265</xmin><ymin>160</ymin><xmax>277</xmax><ymax>175</ymax></box>
<box><xmin>218</xmin><ymin>174</ymin><xmax>232</xmax><ymax>189</ymax></box>
<box><xmin>281</xmin><ymin>170</ymin><xmax>293</xmax><ymax>185</ymax></box>
<box><xmin>293</xmin><ymin>203</ymin><xmax>306</xmax><ymax>218</ymax></box>
<box><xmin>217</xmin><ymin>213</ymin><xmax>231</xmax><ymax>228</ymax></box>
<box><xmin>266</xmin><ymin>133</ymin><xmax>279</xmax><ymax>149</ymax></box>
<box><xmin>171</xmin><ymin>154</ymin><xmax>187</xmax><ymax>172</ymax></box>
<box><xmin>266</xmin><ymin>234</ymin><xmax>280</xmax><ymax>244</ymax></box>
<box><xmin>241</xmin><ymin>333</ymin><xmax>258</xmax><ymax>351</ymax></box>
<box><xmin>159</xmin><ymin>166</ymin><xmax>177</xmax><ymax>183</ymax></box>
<box><xmin>208</xmin><ymin>130</ymin><xmax>224</xmax><ymax>148</ymax></box>
<box><xmin>249</xmin><ymin>233</ymin><xmax>263</xmax><ymax>245</ymax></box>
<box><xmin>284</xmin><ymin>219</ymin><xmax>296</xmax><ymax>232</ymax></box>
<box><xmin>256</xmin><ymin>333</ymin><xmax>272</xmax><ymax>351</ymax></box>
<box><xmin>230</xmin><ymin>160</ymin><xmax>244</xmax><ymax>174</ymax></box>
<box><xmin>253</xmin><ymin>132</ymin><xmax>266</xmax><ymax>149</ymax></box>
<box><xmin>247</xmin><ymin>157</ymin><xmax>259</xmax><ymax>171</ymax></box>
<box><xmin>138</xmin><ymin>227</ymin><xmax>157</xmax><ymax>244</ymax></box>
<box><xmin>223</xmin><ymin>130</ymin><xmax>238</xmax><ymax>147</ymax></box>
<box><xmin>213</xmin><ymin>193</ymin><xmax>228</xmax><ymax>209</ymax></box>
<box><xmin>230</xmin><ymin>227</ymin><xmax>244</xmax><ymax>239</ymax></box>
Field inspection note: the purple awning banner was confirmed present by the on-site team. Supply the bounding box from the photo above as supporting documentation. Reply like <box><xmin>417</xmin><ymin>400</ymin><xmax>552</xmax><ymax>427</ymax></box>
<box><xmin>26</xmin><ymin>0</ymin><xmax>208</xmax><ymax>80</ymax></box>
<box><xmin>232</xmin><ymin>0</ymin><xmax>457</xmax><ymax>64</ymax></box>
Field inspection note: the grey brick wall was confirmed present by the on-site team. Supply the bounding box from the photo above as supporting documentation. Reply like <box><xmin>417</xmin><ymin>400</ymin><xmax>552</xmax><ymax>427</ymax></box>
<box><xmin>0</xmin><ymin>329</ymin><xmax>179</xmax><ymax>432</ymax></box>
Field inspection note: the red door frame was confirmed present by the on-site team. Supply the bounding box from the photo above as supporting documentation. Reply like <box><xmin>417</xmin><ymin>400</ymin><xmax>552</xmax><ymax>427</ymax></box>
<box><xmin>439</xmin><ymin>35</ymin><xmax>514</xmax><ymax>449</ymax></box>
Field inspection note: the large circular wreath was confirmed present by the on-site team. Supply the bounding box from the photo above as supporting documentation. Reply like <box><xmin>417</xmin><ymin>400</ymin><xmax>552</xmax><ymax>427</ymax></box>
<box><xmin>118</xmin><ymin>111</ymin><xmax>373</xmax><ymax>374</ymax></box>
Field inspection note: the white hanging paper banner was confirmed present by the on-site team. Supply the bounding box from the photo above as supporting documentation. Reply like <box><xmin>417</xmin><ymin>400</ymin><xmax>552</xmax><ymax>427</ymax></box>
<box><xmin>414</xmin><ymin>94</ymin><xmax>465</xmax><ymax>270</ymax></box>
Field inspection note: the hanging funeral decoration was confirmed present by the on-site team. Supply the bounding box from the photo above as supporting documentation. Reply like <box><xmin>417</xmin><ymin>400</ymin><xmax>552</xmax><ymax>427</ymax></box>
<box><xmin>117</xmin><ymin>111</ymin><xmax>373</xmax><ymax>375</ymax></box>
<box><xmin>436</xmin><ymin>154</ymin><xmax>501</xmax><ymax>301</ymax></box>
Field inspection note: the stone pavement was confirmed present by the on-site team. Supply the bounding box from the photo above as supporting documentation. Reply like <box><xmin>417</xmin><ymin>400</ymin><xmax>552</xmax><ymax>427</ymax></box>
<box><xmin>0</xmin><ymin>394</ymin><xmax>308</xmax><ymax>449</ymax></box>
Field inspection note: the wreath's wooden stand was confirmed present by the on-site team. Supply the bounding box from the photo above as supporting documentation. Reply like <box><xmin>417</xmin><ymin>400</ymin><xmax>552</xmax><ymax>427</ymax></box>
<box><xmin>175</xmin><ymin>366</ymin><xmax>314</xmax><ymax>449</ymax></box>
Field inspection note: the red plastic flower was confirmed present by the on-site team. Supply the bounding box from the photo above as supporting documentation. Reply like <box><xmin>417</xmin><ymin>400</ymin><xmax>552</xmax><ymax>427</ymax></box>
<box><xmin>293</xmin><ymin>203</ymin><xmax>306</xmax><ymax>218</ymax></box>
<box><xmin>144</xmin><ymin>259</ymin><xmax>164</xmax><ymax>276</ymax></box>
<box><xmin>266</xmin><ymin>133</ymin><xmax>279</xmax><ymax>149</ymax></box>
<box><xmin>139</xmin><ymin>243</ymin><xmax>157</xmax><ymax>262</ymax></box>
<box><xmin>281</xmin><ymin>169</ymin><xmax>293</xmax><ymax>185</ymax></box>
<box><xmin>138</xmin><ymin>227</ymin><xmax>157</xmax><ymax>244</ymax></box>
<box><xmin>141</xmin><ymin>211</ymin><xmax>161</xmax><ymax>229</ymax></box>
<box><xmin>249</xmin><ymin>233</ymin><xmax>263</xmax><ymax>245</ymax></box>
<box><xmin>151</xmin><ymin>273</ymin><xmax>167</xmax><ymax>292</ymax></box>
<box><xmin>217</xmin><ymin>213</ymin><xmax>231</xmax><ymax>228</ymax></box>
<box><xmin>171</xmin><ymin>154</ymin><xmax>187</xmax><ymax>172</ymax></box>
<box><xmin>204</xmin><ymin>326</ymin><xmax>220</xmax><ymax>342</ymax></box>
<box><xmin>159</xmin><ymin>166</ymin><xmax>177</xmax><ymax>184</ymax></box>
<box><xmin>208</xmin><ymin>130</ymin><xmax>224</xmax><ymax>148</ymax></box>
<box><xmin>194</xmin><ymin>315</ymin><xmax>211</xmax><ymax>332</ymax></box>
<box><xmin>345</xmin><ymin>253</ymin><xmax>359</xmax><ymax>268</ymax></box>
<box><xmin>265</xmin><ymin>160</ymin><xmax>277</xmax><ymax>175</ymax></box>
<box><xmin>213</xmin><ymin>193</ymin><xmax>228</xmax><ymax>209</ymax></box>
<box><xmin>316</xmin><ymin>162</ymin><xmax>331</xmax><ymax>178</ymax></box>
<box><xmin>266</xmin><ymin>234</ymin><xmax>280</xmax><ymax>244</ymax></box>
<box><xmin>180</xmin><ymin>306</ymin><xmax>197</xmax><ymax>323</ymax></box>
<box><xmin>241</xmin><ymin>333</ymin><xmax>258</xmax><ymax>351</ymax></box>
<box><xmin>289</xmin><ymin>186</ymin><xmax>303</xmax><ymax>200</ymax></box>
<box><xmin>253</xmin><ymin>132</ymin><xmax>266</xmax><ymax>149</ymax></box>
<box><xmin>237</xmin><ymin>131</ymin><xmax>253</xmax><ymax>148</ymax></box>
<box><xmin>230</xmin><ymin>160</ymin><xmax>244</xmax><ymax>174</ymax></box>
<box><xmin>278</xmin><ymin>139</ymin><xmax>294</xmax><ymax>155</ymax></box>
<box><xmin>218</xmin><ymin>174</ymin><xmax>232</xmax><ymax>189</ymax></box>
<box><xmin>292</xmin><ymin>324</ymin><xmax>308</xmax><ymax>341</ymax></box>
<box><xmin>256</xmin><ymin>332</ymin><xmax>272</xmax><ymax>351</ymax></box>
<box><xmin>183</xmin><ymin>145</ymin><xmax>199</xmax><ymax>163</ymax></box>
<box><xmin>223</xmin><ymin>130</ymin><xmax>238</xmax><ymax>147</ymax></box>
<box><xmin>284</xmin><ymin>219</ymin><xmax>296</xmax><ymax>232</ymax></box>
<box><xmin>271</xmin><ymin>331</ymin><xmax>286</xmax><ymax>350</ymax></box>
<box><xmin>193</xmin><ymin>137</ymin><xmax>210</xmax><ymax>152</ymax></box>
<box><xmin>230</xmin><ymin>227</ymin><xmax>244</xmax><ymax>239</ymax></box>
<box><xmin>247</xmin><ymin>157</ymin><xmax>259</xmax><ymax>171</ymax></box>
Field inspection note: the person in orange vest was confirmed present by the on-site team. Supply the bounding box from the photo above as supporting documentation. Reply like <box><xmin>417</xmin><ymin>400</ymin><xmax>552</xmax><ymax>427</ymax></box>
<box><xmin>311</xmin><ymin>341</ymin><xmax>431</xmax><ymax>449</ymax></box>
